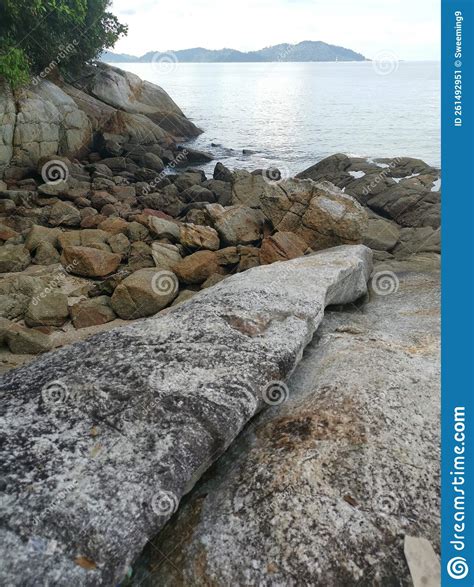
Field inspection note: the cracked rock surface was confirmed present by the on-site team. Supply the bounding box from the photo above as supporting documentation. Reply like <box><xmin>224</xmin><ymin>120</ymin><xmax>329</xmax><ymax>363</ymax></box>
<box><xmin>134</xmin><ymin>270</ymin><xmax>440</xmax><ymax>586</ymax></box>
<box><xmin>0</xmin><ymin>244</ymin><xmax>372</xmax><ymax>586</ymax></box>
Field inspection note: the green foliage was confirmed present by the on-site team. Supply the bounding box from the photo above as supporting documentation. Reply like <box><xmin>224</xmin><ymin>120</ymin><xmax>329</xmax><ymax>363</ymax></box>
<box><xmin>0</xmin><ymin>0</ymin><xmax>127</xmax><ymax>87</ymax></box>
<box><xmin>0</xmin><ymin>47</ymin><xmax>30</xmax><ymax>88</ymax></box>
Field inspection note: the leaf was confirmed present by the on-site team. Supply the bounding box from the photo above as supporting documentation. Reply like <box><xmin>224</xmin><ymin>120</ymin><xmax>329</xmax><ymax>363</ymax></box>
<box><xmin>74</xmin><ymin>556</ymin><xmax>97</xmax><ymax>570</ymax></box>
<box><xmin>343</xmin><ymin>494</ymin><xmax>358</xmax><ymax>507</ymax></box>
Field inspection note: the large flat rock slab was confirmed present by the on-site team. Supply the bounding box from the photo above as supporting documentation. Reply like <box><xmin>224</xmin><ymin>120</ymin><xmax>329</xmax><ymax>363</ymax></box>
<box><xmin>0</xmin><ymin>245</ymin><xmax>372</xmax><ymax>586</ymax></box>
<box><xmin>135</xmin><ymin>271</ymin><xmax>440</xmax><ymax>586</ymax></box>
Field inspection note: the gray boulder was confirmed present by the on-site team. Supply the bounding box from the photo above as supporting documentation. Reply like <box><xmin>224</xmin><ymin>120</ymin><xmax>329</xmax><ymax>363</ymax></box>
<box><xmin>259</xmin><ymin>178</ymin><xmax>367</xmax><ymax>250</ymax></box>
<box><xmin>98</xmin><ymin>157</ymin><xmax>131</xmax><ymax>172</ymax></box>
<box><xmin>74</xmin><ymin>63</ymin><xmax>201</xmax><ymax>139</ymax></box>
<box><xmin>205</xmin><ymin>203</ymin><xmax>264</xmax><ymax>246</ymax></box>
<box><xmin>48</xmin><ymin>201</ymin><xmax>81</xmax><ymax>227</ymax></box>
<box><xmin>0</xmin><ymin>198</ymin><xmax>15</xmax><ymax>214</ymax></box>
<box><xmin>367</xmin><ymin>183</ymin><xmax>440</xmax><ymax>229</ymax></box>
<box><xmin>140</xmin><ymin>271</ymin><xmax>439</xmax><ymax>586</ymax></box>
<box><xmin>0</xmin><ymin>274</ymin><xmax>46</xmax><ymax>319</ymax></box>
<box><xmin>69</xmin><ymin>296</ymin><xmax>116</xmax><ymax>329</ymax></box>
<box><xmin>177</xmin><ymin>147</ymin><xmax>212</xmax><ymax>164</ymax></box>
<box><xmin>126</xmin><ymin>221</ymin><xmax>149</xmax><ymax>242</ymax></box>
<box><xmin>213</xmin><ymin>162</ymin><xmax>233</xmax><ymax>183</ymax></box>
<box><xmin>138</xmin><ymin>191</ymin><xmax>186</xmax><ymax>218</ymax></box>
<box><xmin>231</xmin><ymin>169</ymin><xmax>283</xmax><ymax>208</ymax></box>
<box><xmin>202</xmin><ymin>179</ymin><xmax>232</xmax><ymax>206</ymax></box>
<box><xmin>392</xmin><ymin>227</ymin><xmax>441</xmax><ymax>257</ymax></box>
<box><xmin>0</xmin><ymin>245</ymin><xmax>31</xmax><ymax>273</ymax></box>
<box><xmin>107</xmin><ymin>233</ymin><xmax>131</xmax><ymax>257</ymax></box>
<box><xmin>7</xmin><ymin>81</ymin><xmax>91</xmax><ymax>175</ymax></box>
<box><xmin>147</xmin><ymin>216</ymin><xmax>180</xmax><ymax>241</ymax></box>
<box><xmin>0</xmin><ymin>189</ymin><xmax>37</xmax><ymax>207</ymax></box>
<box><xmin>127</xmin><ymin>242</ymin><xmax>155</xmax><ymax>271</ymax></box>
<box><xmin>38</xmin><ymin>179</ymin><xmax>71</xmax><ymax>198</ymax></box>
<box><xmin>24</xmin><ymin>225</ymin><xmax>61</xmax><ymax>252</ymax></box>
<box><xmin>0</xmin><ymin>294</ymin><xmax>29</xmax><ymax>320</ymax></box>
<box><xmin>5</xmin><ymin>324</ymin><xmax>53</xmax><ymax>354</ymax></box>
<box><xmin>0</xmin><ymin>316</ymin><xmax>13</xmax><ymax>345</ymax></box>
<box><xmin>362</xmin><ymin>212</ymin><xmax>401</xmax><ymax>251</ymax></box>
<box><xmin>151</xmin><ymin>242</ymin><xmax>182</xmax><ymax>270</ymax></box>
<box><xmin>173</xmin><ymin>172</ymin><xmax>203</xmax><ymax>193</ymax></box>
<box><xmin>90</xmin><ymin>191</ymin><xmax>117</xmax><ymax>210</ymax></box>
<box><xmin>297</xmin><ymin>153</ymin><xmax>435</xmax><ymax>188</ymax></box>
<box><xmin>111</xmin><ymin>267</ymin><xmax>179</xmax><ymax>319</ymax></box>
<box><xmin>0</xmin><ymin>245</ymin><xmax>372</xmax><ymax>586</ymax></box>
<box><xmin>33</xmin><ymin>242</ymin><xmax>62</xmax><ymax>265</ymax></box>
<box><xmin>140</xmin><ymin>153</ymin><xmax>165</xmax><ymax>173</ymax></box>
<box><xmin>181</xmin><ymin>185</ymin><xmax>216</xmax><ymax>204</ymax></box>
<box><xmin>24</xmin><ymin>291</ymin><xmax>69</xmax><ymax>327</ymax></box>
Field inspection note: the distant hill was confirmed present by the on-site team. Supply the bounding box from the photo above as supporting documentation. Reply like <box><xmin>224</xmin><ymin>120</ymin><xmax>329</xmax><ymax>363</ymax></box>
<box><xmin>101</xmin><ymin>41</ymin><xmax>367</xmax><ymax>63</ymax></box>
<box><xmin>102</xmin><ymin>51</ymin><xmax>139</xmax><ymax>62</ymax></box>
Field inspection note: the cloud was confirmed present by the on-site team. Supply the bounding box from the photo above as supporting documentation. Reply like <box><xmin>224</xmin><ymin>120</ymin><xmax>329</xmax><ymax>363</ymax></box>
<box><xmin>111</xmin><ymin>0</ymin><xmax>439</xmax><ymax>60</ymax></box>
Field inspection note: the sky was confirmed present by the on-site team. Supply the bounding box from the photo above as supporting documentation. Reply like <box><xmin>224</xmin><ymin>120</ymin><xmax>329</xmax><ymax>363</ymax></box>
<box><xmin>110</xmin><ymin>0</ymin><xmax>440</xmax><ymax>61</ymax></box>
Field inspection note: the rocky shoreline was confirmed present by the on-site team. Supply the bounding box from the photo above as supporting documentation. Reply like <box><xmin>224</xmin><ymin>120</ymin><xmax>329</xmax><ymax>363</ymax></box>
<box><xmin>0</xmin><ymin>76</ymin><xmax>441</xmax><ymax>369</ymax></box>
<box><xmin>0</xmin><ymin>65</ymin><xmax>440</xmax><ymax>585</ymax></box>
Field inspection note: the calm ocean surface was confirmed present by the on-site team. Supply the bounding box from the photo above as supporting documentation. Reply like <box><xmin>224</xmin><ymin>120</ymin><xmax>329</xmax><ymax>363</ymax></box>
<box><xmin>111</xmin><ymin>61</ymin><xmax>440</xmax><ymax>175</ymax></box>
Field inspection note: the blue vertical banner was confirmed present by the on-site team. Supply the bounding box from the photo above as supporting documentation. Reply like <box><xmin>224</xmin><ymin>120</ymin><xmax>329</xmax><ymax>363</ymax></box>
<box><xmin>442</xmin><ymin>0</ymin><xmax>474</xmax><ymax>584</ymax></box>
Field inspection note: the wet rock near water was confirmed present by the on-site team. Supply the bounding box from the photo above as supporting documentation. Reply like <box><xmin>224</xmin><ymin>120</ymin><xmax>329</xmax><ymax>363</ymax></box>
<box><xmin>297</xmin><ymin>153</ymin><xmax>441</xmax><ymax>229</ymax></box>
